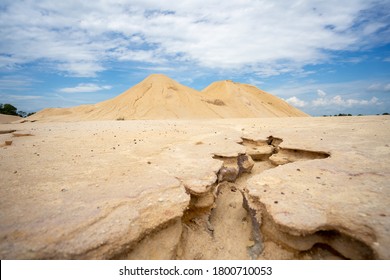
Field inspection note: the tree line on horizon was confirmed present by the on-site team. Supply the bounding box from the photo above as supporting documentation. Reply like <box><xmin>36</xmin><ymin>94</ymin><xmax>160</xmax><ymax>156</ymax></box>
<box><xmin>323</xmin><ymin>113</ymin><xmax>389</xmax><ymax>117</ymax></box>
<box><xmin>0</xmin><ymin>103</ymin><xmax>35</xmax><ymax>118</ymax></box>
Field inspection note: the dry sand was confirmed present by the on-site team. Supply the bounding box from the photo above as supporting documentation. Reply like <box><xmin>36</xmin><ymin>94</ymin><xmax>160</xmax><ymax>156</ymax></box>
<box><xmin>0</xmin><ymin>114</ymin><xmax>22</xmax><ymax>124</ymax></box>
<box><xmin>0</xmin><ymin>116</ymin><xmax>389</xmax><ymax>259</ymax></box>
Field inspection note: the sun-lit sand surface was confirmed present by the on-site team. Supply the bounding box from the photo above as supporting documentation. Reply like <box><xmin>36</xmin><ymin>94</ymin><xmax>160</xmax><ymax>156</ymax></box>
<box><xmin>0</xmin><ymin>115</ymin><xmax>389</xmax><ymax>259</ymax></box>
<box><xmin>0</xmin><ymin>114</ymin><xmax>22</xmax><ymax>124</ymax></box>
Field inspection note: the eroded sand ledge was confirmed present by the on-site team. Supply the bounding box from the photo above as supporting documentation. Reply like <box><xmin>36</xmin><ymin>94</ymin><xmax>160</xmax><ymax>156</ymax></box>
<box><xmin>0</xmin><ymin>116</ymin><xmax>389</xmax><ymax>259</ymax></box>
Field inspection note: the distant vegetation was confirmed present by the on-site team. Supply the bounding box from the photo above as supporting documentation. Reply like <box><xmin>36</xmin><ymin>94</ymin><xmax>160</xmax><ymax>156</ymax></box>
<box><xmin>322</xmin><ymin>113</ymin><xmax>389</xmax><ymax>117</ymax></box>
<box><xmin>0</xmin><ymin>103</ymin><xmax>35</xmax><ymax>117</ymax></box>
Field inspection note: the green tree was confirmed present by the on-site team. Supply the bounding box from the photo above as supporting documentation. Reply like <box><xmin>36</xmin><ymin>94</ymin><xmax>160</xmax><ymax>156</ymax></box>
<box><xmin>17</xmin><ymin>111</ymin><xmax>27</xmax><ymax>117</ymax></box>
<box><xmin>0</xmin><ymin>103</ymin><xmax>18</xmax><ymax>116</ymax></box>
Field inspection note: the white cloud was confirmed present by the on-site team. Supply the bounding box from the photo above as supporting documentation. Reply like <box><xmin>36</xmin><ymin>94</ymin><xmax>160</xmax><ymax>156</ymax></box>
<box><xmin>368</xmin><ymin>83</ymin><xmax>382</xmax><ymax>91</ymax></box>
<box><xmin>317</xmin><ymin>89</ymin><xmax>327</xmax><ymax>97</ymax></box>
<box><xmin>137</xmin><ymin>66</ymin><xmax>175</xmax><ymax>72</ymax></box>
<box><xmin>270</xmin><ymin>79</ymin><xmax>390</xmax><ymax>100</ymax></box>
<box><xmin>0</xmin><ymin>75</ymin><xmax>39</xmax><ymax>90</ymax></box>
<box><xmin>59</xmin><ymin>83</ymin><xmax>112</xmax><ymax>93</ymax></box>
<box><xmin>0</xmin><ymin>0</ymin><xmax>389</xmax><ymax>77</ymax></box>
<box><xmin>312</xmin><ymin>95</ymin><xmax>381</xmax><ymax>107</ymax></box>
<box><xmin>113</xmin><ymin>48</ymin><xmax>165</xmax><ymax>64</ymax></box>
<box><xmin>0</xmin><ymin>94</ymin><xmax>42</xmax><ymax>100</ymax></box>
<box><xmin>368</xmin><ymin>83</ymin><xmax>390</xmax><ymax>92</ymax></box>
<box><xmin>246</xmin><ymin>78</ymin><xmax>264</xmax><ymax>88</ymax></box>
<box><xmin>285</xmin><ymin>96</ymin><xmax>307</xmax><ymax>108</ymax></box>
<box><xmin>57</xmin><ymin>62</ymin><xmax>106</xmax><ymax>78</ymax></box>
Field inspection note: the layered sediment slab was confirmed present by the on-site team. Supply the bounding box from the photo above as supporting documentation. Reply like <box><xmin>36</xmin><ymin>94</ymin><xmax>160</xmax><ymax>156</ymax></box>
<box><xmin>0</xmin><ymin>116</ymin><xmax>389</xmax><ymax>259</ymax></box>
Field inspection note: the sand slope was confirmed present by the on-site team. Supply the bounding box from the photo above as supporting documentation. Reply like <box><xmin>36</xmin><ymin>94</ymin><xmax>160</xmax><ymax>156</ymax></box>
<box><xmin>202</xmin><ymin>80</ymin><xmax>308</xmax><ymax>118</ymax></box>
<box><xmin>30</xmin><ymin>74</ymin><xmax>308</xmax><ymax>121</ymax></box>
<box><xmin>0</xmin><ymin>114</ymin><xmax>22</xmax><ymax>124</ymax></box>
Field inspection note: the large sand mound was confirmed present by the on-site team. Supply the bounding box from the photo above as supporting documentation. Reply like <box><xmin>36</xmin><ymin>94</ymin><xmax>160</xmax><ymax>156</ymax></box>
<box><xmin>29</xmin><ymin>74</ymin><xmax>308</xmax><ymax>121</ymax></box>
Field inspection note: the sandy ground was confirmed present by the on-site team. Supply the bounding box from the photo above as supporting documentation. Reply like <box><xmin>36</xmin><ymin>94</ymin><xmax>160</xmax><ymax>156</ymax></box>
<box><xmin>0</xmin><ymin>116</ymin><xmax>389</xmax><ymax>259</ymax></box>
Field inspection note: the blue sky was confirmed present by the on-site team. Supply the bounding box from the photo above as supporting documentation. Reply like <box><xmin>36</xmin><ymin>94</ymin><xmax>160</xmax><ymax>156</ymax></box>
<box><xmin>1</xmin><ymin>0</ymin><xmax>390</xmax><ymax>116</ymax></box>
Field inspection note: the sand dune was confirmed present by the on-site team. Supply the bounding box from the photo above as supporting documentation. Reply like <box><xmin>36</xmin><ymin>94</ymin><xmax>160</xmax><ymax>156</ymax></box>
<box><xmin>30</xmin><ymin>74</ymin><xmax>308</xmax><ymax>121</ymax></box>
<box><xmin>202</xmin><ymin>80</ymin><xmax>308</xmax><ymax>118</ymax></box>
<box><xmin>0</xmin><ymin>114</ymin><xmax>22</xmax><ymax>124</ymax></box>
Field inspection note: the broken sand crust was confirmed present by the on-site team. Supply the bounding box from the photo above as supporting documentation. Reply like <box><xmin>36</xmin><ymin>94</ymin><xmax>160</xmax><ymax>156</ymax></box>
<box><xmin>0</xmin><ymin>116</ymin><xmax>389</xmax><ymax>259</ymax></box>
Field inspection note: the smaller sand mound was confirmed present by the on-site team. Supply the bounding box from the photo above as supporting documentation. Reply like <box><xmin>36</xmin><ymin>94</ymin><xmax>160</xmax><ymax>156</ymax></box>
<box><xmin>0</xmin><ymin>114</ymin><xmax>22</xmax><ymax>124</ymax></box>
<box><xmin>202</xmin><ymin>80</ymin><xmax>309</xmax><ymax>118</ymax></box>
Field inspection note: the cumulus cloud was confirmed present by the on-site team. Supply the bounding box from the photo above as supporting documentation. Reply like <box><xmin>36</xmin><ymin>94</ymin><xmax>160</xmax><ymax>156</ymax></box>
<box><xmin>317</xmin><ymin>89</ymin><xmax>327</xmax><ymax>97</ymax></box>
<box><xmin>285</xmin><ymin>96</ymin><xmax>307</xmax><ymax>108</ymax></box>
<box><xmin>312</xmin><ymin>95</ymin><xmax>381</xmax><ymax>107</ymax></box>
<box><xmin>0</xmin><ymin>0</ymin><xmax>389</xmax><ymax>77</ymax></box>
<box><xmin>59</xmin><ymin>83</ymin><xmax>112</xmax><ymax>93</ymax></box>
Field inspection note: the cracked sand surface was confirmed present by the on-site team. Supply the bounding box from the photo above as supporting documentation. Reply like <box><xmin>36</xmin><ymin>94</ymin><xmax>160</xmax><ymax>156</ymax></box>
<box><xmin>0</xmin><ymin>116</ymin><xmax>389</xmax><ymax>259</ymax></box>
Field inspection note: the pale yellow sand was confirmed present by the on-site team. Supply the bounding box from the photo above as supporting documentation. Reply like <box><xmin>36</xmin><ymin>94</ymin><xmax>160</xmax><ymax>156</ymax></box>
<box><xmin>0</xmin><ymin>116</ymin><xmax>389</xmax><ymax>259</ymax></box>
<box><xmin>0</xmin><ymin>114</ymin><xmax>22</xmax><ymax>124</ymax></box>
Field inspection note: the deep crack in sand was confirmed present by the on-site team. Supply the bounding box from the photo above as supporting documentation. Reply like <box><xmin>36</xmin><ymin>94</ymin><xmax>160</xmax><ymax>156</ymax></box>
<box><xmin>175</xmin><ymin>135</ymin><xmax>349</xmax><ymax>260</ymax></box>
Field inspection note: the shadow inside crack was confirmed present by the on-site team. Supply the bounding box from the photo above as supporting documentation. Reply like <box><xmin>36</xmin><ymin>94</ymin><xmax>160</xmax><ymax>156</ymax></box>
<box><xmin>125</xmin><ymin>134</ymin><xmax>358</xmax><ymax>260</ymax></box>
<box><xmin>176</xmin><ymin>135</ymin><xmax>333</xmax><ymax>260</ymax></box>
<box><xmin>240</xmin><ymin>135</ymin><xmax>330</xmax><ymax>165</ymax></box>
